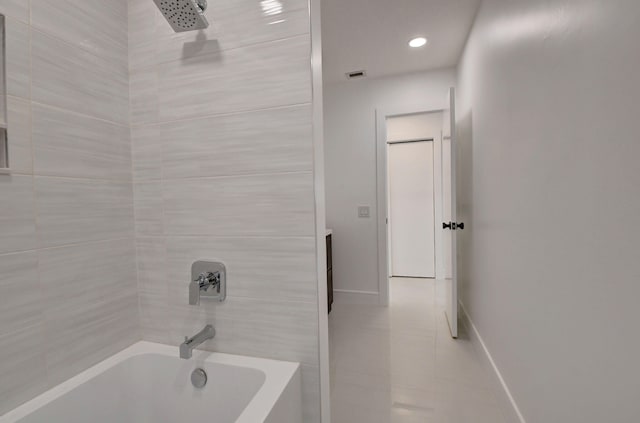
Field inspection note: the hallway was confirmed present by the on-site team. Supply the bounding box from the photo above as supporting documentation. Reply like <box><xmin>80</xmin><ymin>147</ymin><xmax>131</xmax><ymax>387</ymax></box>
<box><xmin>329</xmin><ymin>278</ymin><xmax>507</xmax><ymax>422</ymax></box>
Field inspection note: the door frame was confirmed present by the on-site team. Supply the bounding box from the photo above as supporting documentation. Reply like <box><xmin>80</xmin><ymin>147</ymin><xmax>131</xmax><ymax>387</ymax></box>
<box><xmin>309</xmin><ymin>0</ymin><xmax>331</xmax><ymax>420</ymax></box>
<box><xmin>375</xmin><ymin>108</ymin><xmax>444</xmax><ymax>305</ymax></box>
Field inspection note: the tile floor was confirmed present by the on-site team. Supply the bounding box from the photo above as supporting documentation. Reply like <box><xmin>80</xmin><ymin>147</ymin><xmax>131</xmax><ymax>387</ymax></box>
<box><xmin>329</xmin><ymin>278</ymin><xmax>508</xmax><ymax>423</ymax></box>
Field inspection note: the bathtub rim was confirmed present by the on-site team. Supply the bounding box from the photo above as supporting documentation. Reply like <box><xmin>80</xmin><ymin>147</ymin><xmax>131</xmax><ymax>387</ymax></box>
<box><xmin>0</xmin><ymin>341</ymin><xmax>300</xmax><ymax>423</ymax></box>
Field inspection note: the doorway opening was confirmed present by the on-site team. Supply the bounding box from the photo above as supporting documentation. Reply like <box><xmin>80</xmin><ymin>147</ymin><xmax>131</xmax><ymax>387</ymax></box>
<box><xmin>387</xmin><ymin>139</ymin><xmax>436</xmax><ymax>278</ymax></box>
<box><xmin>386</xmin><ymin>112</ymin><xmax>443</xmax><ymax>280</ymax></box>
<box><xmin>372</xmin><ymin>89</ymin><xmax>458</xmax><ymax>340</ymax></box>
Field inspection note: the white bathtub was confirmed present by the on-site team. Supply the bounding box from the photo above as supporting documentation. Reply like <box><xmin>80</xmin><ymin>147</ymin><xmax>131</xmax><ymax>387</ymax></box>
<box><xmin>0</xmin><ymin>342</ymin><xmax>302</xmax><ymax>423</ymax></box>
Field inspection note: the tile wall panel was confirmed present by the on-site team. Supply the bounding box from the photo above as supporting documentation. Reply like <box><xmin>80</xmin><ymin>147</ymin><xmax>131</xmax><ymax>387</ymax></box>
<box><xmin>165</xmin><ymin>236</ymin><xmax>317</xmax><ymax>301</ymax></box>
<box><xmin>130</xmin><ymin>35</ymin><xmax>311</xmax><ymax>124</ymax></box>
<box><xmin>0</xmin><ymin>1</ymin><xmax>30</xmax><ymax>23</ymax></box>
<box><xmin>31</xmin><ymin>31</ymin><xmax>129</xmax><ymax>124</ymax></box>
<box><xmin>0</xmin><ymin>0</ymin><xmax>321</xmax><ymax>420</ymax></box>
<box><xmin>160</xmin><ymin>105</ymin><xmax>313</xmax><ymax>179</ymax></box>
<box><xmin>129</xmin><ymin>0</ymin><xmax>321</xmax><ymax>419</ymax></box>
<box><xmin>0</xmin><ymin>0</ymin><xmax>137</xmax><ymax>415</ymax></box>
<box><xmin>31</xmin><ymin>0</ymin><xmax>128</xmax><ymax>64</ymax></box>
<box><xmin>6</xmin><ymin>97</ymin><xmax>32</xmax><ymax>174</ymax></box>
<box><xmin>5</xmin><ymin>18</ymin><xmax>30</xmax><ymax>99</ymax></box>
<box><xmin>128</xmin><ymin>0</ymin><xmax>309</xmax><ymax>70</ymax></box>
<box><xmin>0</xmin><ymin>252</ymin><xmax>42</xmax><ymax>336</ymax></box>
<box><xmin>133</xmin><ymin>181</ymin><xmax>164</xmax><ymax>236</ymax></box>
<box><xmin>0</xmin><ymin>175</ymin><xmax>37</xmax><ymax>254</ymax></box>
<box><xmin>162</xmin><ymin>172</ymin><xmax>315</xmax><ymax>237</ymax></box>
<box><xmin>32</xmin><ymin>104</ymin><xmax>131</xmax><ymax>180</ymax></box>
<box><xmin>35</xmin><ymin>177</ymin><xmax>134</xmax><ymax>247</ymax></box>
<box><xmin>0</xmin><ymin>324</ymin><xmax>48</xmax><ymax>415</ymax></box>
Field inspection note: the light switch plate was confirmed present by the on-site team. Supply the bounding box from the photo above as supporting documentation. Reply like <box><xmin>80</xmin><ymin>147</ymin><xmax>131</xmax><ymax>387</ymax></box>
<box><xmin>358</xmin><ymin>206</ymin><xmax>370</xmax><ymax>218</ymax></box>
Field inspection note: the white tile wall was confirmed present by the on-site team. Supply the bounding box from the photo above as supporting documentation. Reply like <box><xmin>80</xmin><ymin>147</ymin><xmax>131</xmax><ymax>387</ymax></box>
<box><xmin>0</xmin><ymin>0</ymin><xmax>137</xmax><ymax>416</ymax></box>
<box><xmin>160</xmin><ymin>105</ymin><xmax>313</xmax><ymax>179</ymax></box>
<box><xmin>165</xmin><ymin>236</ymin><xmax>318</xmax><ymax>301</ymax></box>
<box><xmin>0</xmin><ymin>0</ymin><xmax>320</xmax><ymax>419</ymax></box>
<box><xmin>38</xmin><ymin>239</ymin><xmax>137</xmax><ymax>315</ymax></box>
<box><xmin>44</xmin><ymin>294</ymin><xmax>139</xmax><ymax>386</ymax></box>
<box><xmin>0</xmin><ymin>253</ymin><xmax>43</xmax><ymax>335</ymax></box>
<box><xmin>0</xmin><ymin>175</ymin><xmax>38</xmax><ymax>254</ymax></box>
<box><xmin>35</xmin><ymin>177</ymin><xmax>134</xmax><ymax>247</ymax></box>
<box><xmin>32</xmin><ymin>104</ymin><xmax>131</xmax><ymax>180</ymax></box>
<box><xmin>131</xmin><ymin>126</ymin><xmax>162</xmax><ymax>182</ymax></box>
<box><xmin>0</xmin><ymin>324</ymin><xmax>48</xmax><ymax>415</ymax></box>
<box><xmin>30</xmin><ymin>0</ymin><xmax>128</xmax><ymax>64</ymax></box>
<box><xmin>40</xmin><ymin>239</ymin><xmax>139</xmax><ymax>385</ymax></box>
<box><xmin>6</xmin><ymin>97</ymin><xmax>32</xmax><ymax>174</ymax></box>
<box><xmin>128</xmin><ymin>0</ymin><xmax>309</xmax><ymax>70</ymax></box>
<box><xmin>31</xmin><ymin>31</ymin><xmax>129</xmax><ymax>124</ymax></box>
<box><xmin>129</xmin><ymin>0</ymin><xmax>321</xmax><ymax>420</ymax></box>
<box><xmin>133</xmin><ymin>182</ymin><xmax>164</xmax><ymax>235</ymax></box>
<box><xmin>162</xmin><ymin>172</ymin><xmax>315</xmax><ymax>237</ymax></box>
<box><xmin>130</xmin><ymin>36</ymin><xmax>312</xmax><ymax>125</ymax></box>
<box><xmin>132</xmin><ymin>105</ymin><xmax>314</xmax><ymax>181</ymax></box>
<box><xmin>0</xmin><ymin>1</ymin><xmax>29</xmax><ymax>23</ymax></box>
<box><xmin>5</xmin><ymin>18</ymin><xmax>30</xmax><ymax>99</ymax></box>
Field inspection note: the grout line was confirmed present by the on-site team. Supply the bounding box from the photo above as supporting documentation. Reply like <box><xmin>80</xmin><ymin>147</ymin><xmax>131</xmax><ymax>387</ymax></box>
<box><xmin>24</xmin><ymin>0</ymin><xmax>53</xmax><ymax>384</ymax></box>
<box><xmin>24</xmin><ymin>0</ymin><xmax>50</xmax><ymax>381</ymax></box>
<box><xmin>27</xmin><ymin>99</ymin><xmax>130</xmax><ymax>129</ymax></box>
<box><xmin>128</xmin><ymin>32</ymin><xmax>310</xmax><ymax>73</ymax></box>
<box><xmin>135</xmin><ymin>234</ymin><xmax>316</xmax><ymax>240</ymax></box>
<box><xmin>130</xmin><ymin>101</ymin><xmax>313</xmax><ymax>129</ymax></box>
<box><xmin>29</xmin><ymin>26</ymin><xmax>128</xmax><ymax>73</ymax></box>
<box><xmin>164</xmin><ymin>294</ymin><xmax>319</xmax><ymax>307</ymax></box>
<box><xmin>0</xmin><ymin>11</ymin><xmax>29</xmax><ymax>27</ymax></box>
<box><xmin>131</xmin><ymin>169</ymin><xmax>315</xmax><ymax>185</ymax></box>
<box><xmin>7</xmin><ymin>96</ymin><xmax>129</xmax><ymax>132</ymax></box>
<box><xmin>141</xmin><ymin>169</ymin><xmax>314</xmax><ymax>183</ymax></box>
<box><xmin>0</xmin><ymin>237</ymin><xmax>136</xmax><ymax>258</ymax></box>
<box><xmin>22</xmin><ymin>173</ymin><xmax>134</xmax><ymax>183</ymax></box>
<box><xmin>127</xmin><ymin>11</ymin><xmax>144</xmax><ymax>342</ymax></box>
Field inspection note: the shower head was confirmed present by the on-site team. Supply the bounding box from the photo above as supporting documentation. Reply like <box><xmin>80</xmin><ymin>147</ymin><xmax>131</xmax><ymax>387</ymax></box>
<box><xmin>153</xmin><ymin>0</ymin><xmax>209</xmax><ymax>32</ymax></box>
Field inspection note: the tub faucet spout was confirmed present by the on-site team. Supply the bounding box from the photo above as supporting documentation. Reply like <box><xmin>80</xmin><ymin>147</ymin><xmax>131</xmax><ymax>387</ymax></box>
<box><xmin>180</xmin><ymin>325</ymin><xmax>215</xmax><ymax>359</ymax></box>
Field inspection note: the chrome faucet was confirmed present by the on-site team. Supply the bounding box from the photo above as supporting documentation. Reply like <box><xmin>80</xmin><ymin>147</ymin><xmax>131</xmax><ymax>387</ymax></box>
<box><xmin>180</xmin><ymin>325</ymin><xmax>215</xmax><ymax>359</ymax></box>
<box><xmin>189</xmin><ymin>261</ymin><xmax>227</xmax><ymax>305</ymax></box>
<box><xmin>189</xmin><ymin>271</ymin><xmax>220</xmax><ymax>305</ymax></box>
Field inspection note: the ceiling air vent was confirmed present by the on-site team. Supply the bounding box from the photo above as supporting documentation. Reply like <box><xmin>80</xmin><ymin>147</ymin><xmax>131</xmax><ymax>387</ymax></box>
<box><xmin>346</xmin><ymin>70</ymin><xmax>367</xmax><ymax>80</ymax></box>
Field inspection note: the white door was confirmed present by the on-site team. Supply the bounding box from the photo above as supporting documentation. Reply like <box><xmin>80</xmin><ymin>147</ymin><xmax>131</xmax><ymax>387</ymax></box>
<box><xmin>441</xmin><ymin>87</ymin><xmax>458</xmax><ymax>338</ymax></box>
<box><xmin>387</xmin><ymin>140</ymin><xmax>436</xmax><ymax>278</ymax></box>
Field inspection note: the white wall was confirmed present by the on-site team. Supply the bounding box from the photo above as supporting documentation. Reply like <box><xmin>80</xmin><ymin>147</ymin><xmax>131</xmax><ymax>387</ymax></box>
<box><xmin>387</xmin><ymin>112</ymin><xmax>442</xmax><ymax>142</ymax></box>
<box><xmin>324</xmin><ymin>69</ymin><xmax>455</xmax><ymax>301</ymax></box>
<box><xmin>456</xmin><ymin>0</ymin><xmax>640</xmax><ymax>422</ymax></box>
<box><xmin>0</xmin><ymin>1</ymin><xmax>137</xmax><ymax>415</ymax></box>
<box><xmin>128</xmin><ymin>0</ymin><xmax>322</xmax><ymax>421</ymax></box>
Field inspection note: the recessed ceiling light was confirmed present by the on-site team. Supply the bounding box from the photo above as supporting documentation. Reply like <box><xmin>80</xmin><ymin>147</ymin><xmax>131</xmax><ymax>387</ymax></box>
<box><xmin>409</xmin><ymin>37</ymin><xmax>428</xmax><ymax>48</ymax></box>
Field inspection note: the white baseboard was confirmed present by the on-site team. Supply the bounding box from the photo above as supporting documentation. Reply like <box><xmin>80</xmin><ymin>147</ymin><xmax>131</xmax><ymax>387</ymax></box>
<box><xmin>333</xmin><ymin>289</ymin><xmax>379</xmax><ymax>305</ymax></box>
<box><xmin>458</xmin><ymin>301</ymin><xmax>527</xmax><ymax>423</ymax></box>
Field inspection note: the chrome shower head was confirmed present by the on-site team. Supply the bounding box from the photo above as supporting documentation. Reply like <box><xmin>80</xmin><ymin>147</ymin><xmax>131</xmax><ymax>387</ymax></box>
<box><xmin>153</xmin><ymin>0</ymin><xmax>209</xmax><ymax>32</ymax></box>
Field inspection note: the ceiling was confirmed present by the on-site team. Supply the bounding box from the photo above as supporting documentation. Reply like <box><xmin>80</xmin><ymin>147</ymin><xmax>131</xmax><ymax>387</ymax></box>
<box><xmin>321</xmin><ymin>0</ymin><xmax>481</xmax><ymax>83</ymax></box>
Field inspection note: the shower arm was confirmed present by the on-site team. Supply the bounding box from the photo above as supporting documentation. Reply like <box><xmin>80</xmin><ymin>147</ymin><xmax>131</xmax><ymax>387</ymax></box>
<box><xmin>196</xmin><ymin>0</ymin><xmax>207</xmax><ymax>12</ymax></box>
